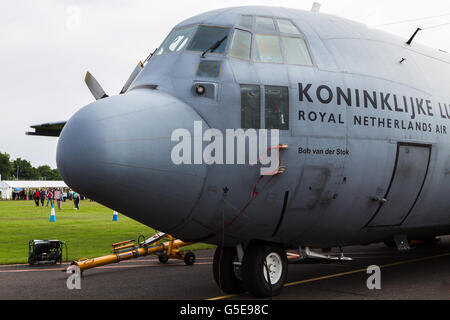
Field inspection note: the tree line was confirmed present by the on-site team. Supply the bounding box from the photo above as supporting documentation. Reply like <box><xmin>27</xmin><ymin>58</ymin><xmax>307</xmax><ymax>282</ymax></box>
<box><xmin>0</xmin><ymin>152</ymin><xmax>62</xmax><ymax>181</ymax></box>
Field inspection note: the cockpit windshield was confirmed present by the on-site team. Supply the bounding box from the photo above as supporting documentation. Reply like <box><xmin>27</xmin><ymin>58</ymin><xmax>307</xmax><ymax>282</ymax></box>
<box><xmin>156</xmin><ymin>25</ymin><xmax>231</xmax><ymax>56</ymax></box>
<box><xmin>187</xmin><ymin>26</ymin><xmax>231</xmax><ymax>54</ymax></box>
<box><xmin>156</xmin><ymin>26</ymin><xmax>196</xmax><ymax>56</ymax></box>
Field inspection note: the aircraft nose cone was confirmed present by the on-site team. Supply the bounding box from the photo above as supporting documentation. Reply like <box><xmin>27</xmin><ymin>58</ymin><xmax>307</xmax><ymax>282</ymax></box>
<box><xmin>56</xmin><ymin>101</ymin><xmax>102</xmax><ymax>191</ymax></box>
<box><xmin>57</xmin><ymin>90</ymin><xmax>207</xmax><ymax>232</ymax></box>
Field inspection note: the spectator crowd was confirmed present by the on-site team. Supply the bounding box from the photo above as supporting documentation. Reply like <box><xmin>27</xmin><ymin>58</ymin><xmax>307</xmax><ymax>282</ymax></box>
<box><xmin>30</xmin><ymin>189</ymin><xmax>85</xmax><ymax>210</ymax></box>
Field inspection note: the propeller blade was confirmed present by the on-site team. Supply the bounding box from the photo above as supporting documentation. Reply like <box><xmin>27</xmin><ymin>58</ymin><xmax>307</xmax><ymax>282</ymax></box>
<box><xmin>84</xmin><ymin>72</ymin><xmax>109</xmax><ymax>100</ymax></box>
<box><xmin>120</xmin><ymin>61</ymin><xmax>144</xmax><ymax>94</ymax></box>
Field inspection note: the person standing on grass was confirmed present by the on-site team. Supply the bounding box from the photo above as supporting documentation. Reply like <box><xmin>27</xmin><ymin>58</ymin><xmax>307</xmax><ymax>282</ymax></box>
<box><xmin>54</xmin><ymin>189</ymin><xmax>62</xmax><ymax>210</ymax></box>
<box><xmin>60</xmin><ymin>189</ymin><xmax>64</xmax><ymax>209</ymax></box>
<box><xmin>46</xmin><ymin>189</ymin><xmax>53</xmax><ymax>207</ymax></box>
<box><xmin>73</xmin><ymin>191</ymin><xmax>80</xmax><ymax>210</ymax></box>
<box><xmin>40</xmin><ymin>189</ymin><xmax>45</xmax><ymax>206</ymax></box>
<box><xmin>34</xmin><ymin>189</ymin><xmax>40</xmax><ymax>207</ymax></box>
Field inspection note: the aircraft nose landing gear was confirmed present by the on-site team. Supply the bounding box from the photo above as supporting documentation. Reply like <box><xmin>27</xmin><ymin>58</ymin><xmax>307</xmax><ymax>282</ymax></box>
<box><xmin>243</xmin><ymin>241</ymin><xmax>288</xmax><ymax>297</ymax></box>
<box><xmin>213</xmin><ymin>241</ymin><xmax>288</xmax><ymax>298</ymax></box>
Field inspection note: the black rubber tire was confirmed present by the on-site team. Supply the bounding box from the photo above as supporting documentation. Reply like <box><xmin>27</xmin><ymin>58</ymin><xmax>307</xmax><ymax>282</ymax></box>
<box><xmin>158</xmin><ymin>253</ymin><xmax>169</xmax><ymax>263</ymax></box>
<box><xmin>184</xmin><ymin>252</ymin><xmax>195</xmax><ymax>265</ymax></box>
<box><xmin>213</xmin><ymin>246</ymin><xmax>246</xmax><ymax>294</ymax></box>
<box><xmin>242</xmin><ymin>241</ymin><xmax>288</xmax><ymax>298</ymax></box>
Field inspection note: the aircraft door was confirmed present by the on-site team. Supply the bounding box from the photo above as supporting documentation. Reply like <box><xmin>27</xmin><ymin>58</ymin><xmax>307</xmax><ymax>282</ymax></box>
<box><xmin>366</xmin><ymin>143</ymin><xmax>431</xmax><ymax>227</ymax></box>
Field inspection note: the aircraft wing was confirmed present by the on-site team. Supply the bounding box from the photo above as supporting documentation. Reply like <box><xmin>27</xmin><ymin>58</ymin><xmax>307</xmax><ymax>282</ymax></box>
<box><xmin>26</xmin><ymin>121</ymin><xmax>67</xmax><ymax>137</ymax></box>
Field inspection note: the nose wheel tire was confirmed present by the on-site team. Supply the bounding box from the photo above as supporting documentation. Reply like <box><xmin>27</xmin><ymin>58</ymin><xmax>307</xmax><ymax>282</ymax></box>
<box><xmin>242</xmin><ymin>241</ymin><xmax>288</xmax><ymax>298</ymax></box>
<box><xmin>213</xmin><ymin>247</ymin><xmax>246</xmax><ymax>294</ymax></box>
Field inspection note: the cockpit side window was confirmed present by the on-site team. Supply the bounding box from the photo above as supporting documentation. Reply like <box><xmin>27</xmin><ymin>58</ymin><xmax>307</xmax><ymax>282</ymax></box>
<box><xmin>238</xmin><ymin>15</ymin><xmax>253</xmax><ymax>29</ymax></box>
<box><xmin>265</xmin><ymin>86</ymin><xmax>289</xmax><ymax>130</ymax></box>
<box><xmin>233</xmin><ymin>15</ymin><xmax>314</xmax><ymax>66</ymax></box>
<box><xmin>276</xmin><ymin>19</ymin><xmax>301</xmax><ymax>35</ymax></box>
<box><xmin>229</xmin><ymin>29</ymin><xmax>252</xmax><ymax>60</ymax></box>
<box><xmin>156</xmin><ymin>26</ymin><xmax>196</xmax><ymax>56</ymax></box>
<box><xmin>254</xmin><ymin>34</ymin><xmax>283</xmax><ymax>63</ymax></box>
<box><xmin>255</xmin><ymin>17</ymin><xmax>276</xmax><ymax>33</ymax></box>
<box><xmin>241</xmin><ymin>85</ymin><xmax>261</xmax><ymax>129</ymax></box>
<box><xmin>282</xmin><ymin>37</ymin><xmax>313</xmax><ymax>66</ymax></box>
<box><xmin>187</xmin><ymin>26</ymin><xmax>231</xmax><ymax>54</ymax></box>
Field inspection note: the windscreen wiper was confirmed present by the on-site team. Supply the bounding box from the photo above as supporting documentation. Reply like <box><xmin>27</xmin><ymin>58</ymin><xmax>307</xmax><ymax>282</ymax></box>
<box><xmin>201</xmin><ymin>36</ymin><xmax>228</xmax><ymax>57</ymax></box>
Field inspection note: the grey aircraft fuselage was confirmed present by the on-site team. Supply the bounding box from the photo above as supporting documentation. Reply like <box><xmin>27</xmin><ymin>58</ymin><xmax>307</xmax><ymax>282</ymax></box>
<box><xmin>55</xmin><ymin>6</ymin><xmax>450</xmax><ymax>249</ymax></box>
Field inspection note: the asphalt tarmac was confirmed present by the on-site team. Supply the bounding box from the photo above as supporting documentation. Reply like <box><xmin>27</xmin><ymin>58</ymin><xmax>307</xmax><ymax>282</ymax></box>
<box><xmin>0</xmin><ymin>236</ymin><xmax>449</xmax><ymax>300</ymax></box>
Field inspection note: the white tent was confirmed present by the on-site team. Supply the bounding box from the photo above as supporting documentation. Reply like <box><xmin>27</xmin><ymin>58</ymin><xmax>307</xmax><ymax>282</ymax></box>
<box><xmin>0</xmin><ymin>180</ymin><xmax>68</xmax><ymax>200</ymax></box>
<box><xmin>0</xmin><ymin>181</ymin><xmax>10</xmax><ymax>200</ymax></box>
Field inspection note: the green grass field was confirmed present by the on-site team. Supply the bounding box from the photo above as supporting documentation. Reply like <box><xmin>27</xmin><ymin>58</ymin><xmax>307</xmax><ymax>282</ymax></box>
<box><xmin>0</xmin><ymin>200</ymin><xmax>214</xmax><ymax>264</ymax></box>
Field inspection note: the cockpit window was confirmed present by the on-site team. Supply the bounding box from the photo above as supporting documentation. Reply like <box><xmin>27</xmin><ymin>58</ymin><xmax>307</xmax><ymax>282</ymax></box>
<box><xmin>276</xmin><ymin>19</ymin><xmax>300</xmax><ymax>34</ymax></box>
<box><xmin>254</xmin><ymin>34</ymin><xmax>283</xmax><ymax>63</ymax></box>
<box><xmin>255</xmin><ymin>17</ymin><xmax>276</xmax><ymax>33</ymax></box>
<box><xmin>229</xmin><ymin>29</ymin><xmax>252</xmax><ymax>60</ymax></box>
<box><xmin>238</xmin><ymin>15</ymin><xmax>253</xmax><ymax>29</ymax></box>
<box><xmin>187</xmin><ymin>26</ymin><xmax>231</xmax><ymax>54</ymax></box>
<box><xmin>282</xmin><ymin>37</ymin><xmax>313</xmax><ymax>66</ymax></box>
<box><xmin>233</xmin><ymin>16</ymin><xmax>314</xmax><ymax>66</ymax></box>
<box><xmin>156</xmin><ymin>26</ymin><xmax>196</xmax><ymax>56</ymax></box>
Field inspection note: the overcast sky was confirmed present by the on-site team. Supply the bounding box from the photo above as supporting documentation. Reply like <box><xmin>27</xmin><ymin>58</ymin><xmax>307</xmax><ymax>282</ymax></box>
<box><xmin>1</xmin><ymin>0</ymin><xmax>450</xmax><ymax>169</ymax></box>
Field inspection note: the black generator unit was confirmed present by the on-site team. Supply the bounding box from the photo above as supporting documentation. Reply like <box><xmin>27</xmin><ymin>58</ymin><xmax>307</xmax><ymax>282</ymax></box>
<box><xmin>28</xmin><ymin>240</ymin><xmax>66</xmax><ymax>266</ymax></box>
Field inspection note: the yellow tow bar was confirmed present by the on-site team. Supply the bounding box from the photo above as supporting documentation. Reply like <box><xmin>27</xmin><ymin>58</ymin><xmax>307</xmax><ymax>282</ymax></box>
<box><xmin>72</xmin><ymin>233</ymin><xmax>195</xmax><ymax>272</ymax></box>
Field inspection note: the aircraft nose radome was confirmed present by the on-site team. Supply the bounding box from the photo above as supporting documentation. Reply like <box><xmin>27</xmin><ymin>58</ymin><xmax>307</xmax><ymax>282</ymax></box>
<box><xmin>56</xmin><ymin>90</ymin><xmax>208</xmax><ymax>231</ymax></box>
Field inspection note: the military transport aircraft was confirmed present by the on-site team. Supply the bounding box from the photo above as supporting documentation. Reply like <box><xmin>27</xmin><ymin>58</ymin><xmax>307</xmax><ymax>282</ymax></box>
<box><xmin>27</xmin><ymin>6</ymin><xmax>450</xmax><ymax>297</ymax></box>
